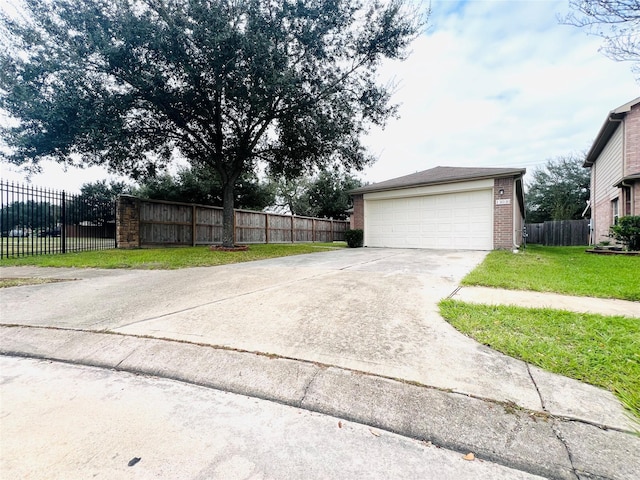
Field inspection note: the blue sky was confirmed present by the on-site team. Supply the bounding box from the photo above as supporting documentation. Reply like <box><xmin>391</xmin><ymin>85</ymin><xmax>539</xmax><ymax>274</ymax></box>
<box><xmin>1</xmin><ymin>0</ymin><xmax>639</xmax><ymax>191</ymax></box>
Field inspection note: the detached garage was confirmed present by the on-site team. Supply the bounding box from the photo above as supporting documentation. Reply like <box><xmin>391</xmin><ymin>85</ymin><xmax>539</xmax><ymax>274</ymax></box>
<box><xmin>350</xmin><ymin>166</ymin><xmax>526</xmax><ymax>250</ymax></box>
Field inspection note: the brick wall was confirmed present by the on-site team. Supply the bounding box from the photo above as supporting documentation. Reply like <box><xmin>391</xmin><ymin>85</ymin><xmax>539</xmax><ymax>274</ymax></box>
<box><xmin>625</xmin><ymin>103</ymin><xmax>640</xmax><ymax>177</ymax></box>
<box><xmin>593</xmin><ymin>185</ymin><xmax>613</xmax><ymax>244</ymax></box>
<box><xmin>493</xmin><ymin>177</ymin><xmax>515</xmax><ymax>249</ymax></box>
<box><xmin>625</xmin><ymin>103</ymin><xmax>640</xmax><ymax>217</ymax></box>
<box><xmin>116</xmin><ymin>195</ymin><xmax>140</xmax><ymax>248</ymax></box>
<box><xmin>351</xmin><ymin>194</ymin><xmax>364</xmax><ymax>230</ymax></box>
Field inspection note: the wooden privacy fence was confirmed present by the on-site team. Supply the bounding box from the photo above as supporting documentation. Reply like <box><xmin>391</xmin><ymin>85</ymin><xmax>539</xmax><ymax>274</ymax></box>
<box><xmin>525</xmin><ymin>219</ymin><xmax>589</xmax><ymax>246</ymax></box>
<box><xmin>116</xmin><ymin>195</ymin><xmax>348</xmax><ymax>248</ymax></box>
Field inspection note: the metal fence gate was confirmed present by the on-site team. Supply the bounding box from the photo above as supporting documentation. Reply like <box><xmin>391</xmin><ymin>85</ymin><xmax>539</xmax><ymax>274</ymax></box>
<box><xmin>1</xmin><ymin>180</ymin><xmax>116</xmax><ymax>259</ymax></box>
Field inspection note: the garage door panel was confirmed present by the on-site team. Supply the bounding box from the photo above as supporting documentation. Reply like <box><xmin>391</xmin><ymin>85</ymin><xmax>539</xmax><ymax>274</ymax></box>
<box><xmin>454</xmin><ymin>223</ymin><xmax>470</xmax><ymax>233</ymax></box>
<box><xmin>365</xmin><ymin>189</ymin><xmax>493</xmax><ymax>250</ymax></box>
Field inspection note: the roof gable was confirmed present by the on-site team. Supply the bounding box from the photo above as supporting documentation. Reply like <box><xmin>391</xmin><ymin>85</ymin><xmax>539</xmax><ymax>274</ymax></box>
<box><xmin>350</xmin><ymin>166</ymin><xmax>526</xmax><ymax>194</ymax></box>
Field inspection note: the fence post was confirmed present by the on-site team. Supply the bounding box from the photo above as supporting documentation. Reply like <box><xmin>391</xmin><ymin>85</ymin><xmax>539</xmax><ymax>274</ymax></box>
<box><xmin>233</xmin><ymin>210</ymin><xmax>237</xmax><ymax>245</ymax></box>
<box><xmin>192</xmin><ymin>205</ymin><xmax>196</xmax><ymax>247</ymax></box>
<box><xmin>265</xmin><ymin>213</ymin><xmax>270</xmax><ymax>244</ymax></box>
<box><xmin>61</xmin><ymin>190</ymin><xmax>66</xmax><ymax>254</ymax></box>
<box><xmin>291</xmin><ymin>216</ymin><xmax>294</xmax><ymax>243</ymax></box>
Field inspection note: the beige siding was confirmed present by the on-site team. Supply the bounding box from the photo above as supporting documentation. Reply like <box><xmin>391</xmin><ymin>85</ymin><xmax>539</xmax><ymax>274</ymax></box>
<box><xmin>594</xmin><ymin>124</ymin><xmax>623</xmax><ymax>204</ymax></box>
<box><xmin>592</xmin><ymin>124</ymin><xmax>624</xmax><ymax>242</ymax></box>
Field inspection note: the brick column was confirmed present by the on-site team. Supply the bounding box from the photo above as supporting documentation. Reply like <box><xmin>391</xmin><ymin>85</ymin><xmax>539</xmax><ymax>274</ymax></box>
<box><xmin>116</xmin><ymin>195</ymin><xmax>140</xmax><ymax>248</ymax></box>
<box><xmin>493</xmin><ymin>178</ymin><xmax>515</xmax><ymax>249</ymax></box>
<box><xmin>351</xmin><ymin>194</ymin><xmax>364</xmax><ymax>230</ymax></box>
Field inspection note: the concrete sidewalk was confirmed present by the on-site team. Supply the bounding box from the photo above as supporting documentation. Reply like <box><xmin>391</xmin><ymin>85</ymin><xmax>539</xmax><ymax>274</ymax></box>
<box><xmin>452</xmin><ymin>286</ymin><xmax>640</xmax><ymax>318</ymax></box>
<box><xmin>1</xmin><ymin>248</ymin><xmax>639</xmax><ymax>478</ymax></box>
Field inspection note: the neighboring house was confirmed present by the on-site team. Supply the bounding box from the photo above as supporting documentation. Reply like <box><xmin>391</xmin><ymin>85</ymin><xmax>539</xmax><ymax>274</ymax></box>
<box><xmin>584</xmin><ymin>96</ymin><xmax>640</xmax><ymax>245</ymax></box>
<box><xmin>350</xmin><ymin>166</ymin><xmax>525</xmax><ymax>250</ymax></box>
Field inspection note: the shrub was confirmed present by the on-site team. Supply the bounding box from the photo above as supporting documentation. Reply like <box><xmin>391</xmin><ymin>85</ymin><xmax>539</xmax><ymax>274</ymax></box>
<box><xmin>344</xmin><ymin>229</ymin><xmax>363</xmax><ymax>248</ymax></box>
<box><xmin>610</xmin><ymin>216</ymin><xmax>640</xmax><ymax>251</ymax></box>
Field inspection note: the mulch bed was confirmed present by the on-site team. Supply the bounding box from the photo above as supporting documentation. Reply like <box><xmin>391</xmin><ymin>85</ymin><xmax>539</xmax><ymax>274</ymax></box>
<box><xmin>585</xmin><ymin>249</ymin><xmax>639</xmax><ymax>256</ymax></box>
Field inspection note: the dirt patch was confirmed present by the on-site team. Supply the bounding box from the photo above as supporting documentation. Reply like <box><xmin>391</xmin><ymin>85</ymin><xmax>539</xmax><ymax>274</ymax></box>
<box><xmin>586</xmin><ymin>249</ymin><xmax>640</xmax><ymax>256</ymax></box>
<box><xmin>0</xmin><ymin>277</ymin><xmax>75</xmax><ymax>288</ymax></box>
<box><xmin>209</xmin><ymin>245</ymin><xmax>249</xmax><ymax>252</ymax></box>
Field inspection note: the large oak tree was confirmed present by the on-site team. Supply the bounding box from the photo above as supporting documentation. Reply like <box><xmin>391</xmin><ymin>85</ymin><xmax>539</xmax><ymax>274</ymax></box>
<box><xmin>0</xmin><ymin>0</ymin><xmax>423</xmax><ymax>246</ymax></box>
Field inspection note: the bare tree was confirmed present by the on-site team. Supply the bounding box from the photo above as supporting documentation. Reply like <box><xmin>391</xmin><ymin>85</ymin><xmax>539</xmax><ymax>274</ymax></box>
<box><xmin>562</xmin><ymin>0</ymin><xmax>640</xmax><ymax>78</ymax></box>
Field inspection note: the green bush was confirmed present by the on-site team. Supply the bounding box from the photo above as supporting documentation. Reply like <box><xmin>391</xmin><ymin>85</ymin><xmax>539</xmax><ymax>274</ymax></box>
<box><xmin>344</xmin><ymin>229</ymin><xmax>363</xmax><ymax>248</ymax></box>
<box><xmin>610</xmin><ymin>216</ymin><xmax>640</xmax><ymax>251</ymax></box>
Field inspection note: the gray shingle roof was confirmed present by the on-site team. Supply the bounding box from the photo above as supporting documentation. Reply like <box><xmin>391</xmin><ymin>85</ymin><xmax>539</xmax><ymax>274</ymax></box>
<box><xmin>350</xmin><ymin>166</ymin><xmax>526</xmax><ymax>194</ymax></box>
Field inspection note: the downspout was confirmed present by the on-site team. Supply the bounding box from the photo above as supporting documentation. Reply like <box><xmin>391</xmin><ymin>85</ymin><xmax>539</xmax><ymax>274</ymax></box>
<box><xmin>513</xmin><ymin>178</ymin><xmax>518</xmax><ymax>251</ymax></box>
<box><xmin>590</xmin><ymin>163</ymin><xmax>595</xmax><ymax>246</ymax></box>
<box><xmin>612</xmin><ymin>116</ymin><xmax>625</xmax><ymax>229</ymax></box>
<box><xmin>620</xmin><ymin>180</ymin><xmax>633</xmax><ymax>217</ymax></box>
<box><xmin>582</xmin><ymin>200</ymin><xmax>592</xmax><ymax>245</ymax></box>
<box><xmin>514</xmin><ymin>176</ymin><xmax>525</xmax><ymax>251</ymax></box>
<box><xmin>617</xmin><ymin>115</ymin><xmax>626</xmax><ymax>178</ymax></box>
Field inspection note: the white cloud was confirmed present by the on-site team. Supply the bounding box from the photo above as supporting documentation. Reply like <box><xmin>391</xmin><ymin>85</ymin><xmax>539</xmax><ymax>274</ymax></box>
<box><xmin>362</xmin><ymin>0</ymin><xmax>639</xmax><ymax>183</ymax></box>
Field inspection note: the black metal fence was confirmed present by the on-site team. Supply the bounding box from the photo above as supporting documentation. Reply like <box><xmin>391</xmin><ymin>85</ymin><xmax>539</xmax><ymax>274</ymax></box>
<box><xmin>1</xmin><ymin>180</ymin><xmax>116</xmax><ymax>259</ymax></box>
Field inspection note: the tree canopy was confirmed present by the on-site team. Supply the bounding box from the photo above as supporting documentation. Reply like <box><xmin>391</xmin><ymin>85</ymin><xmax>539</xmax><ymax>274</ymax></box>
<box><xmin>79</xmin><ymin>180</ymin><xmax>131</xmax><ymax>204</ymax></box>
<box><xmin>0</xmin><ymin>0</ymin><xmax>424</xmax><ymax>246</ymax></box>
<box><xmin>271</xmin><ymin>169</ymin><xmax>362</xmax><ymax>219</ymax></box>
<box><xmin>304</xmin><ymin>169</ymin><xmax>363</xmax><ymax>219</ymax></box>
<box><xmin>135</xmin><ymin>167</ymin><xmax>275</xmax><ymax>210</ymax></box>
<box><xmin>525</xmin><ymin>155</ymin><xmax>590</xmax><ymax>223</ymax></box>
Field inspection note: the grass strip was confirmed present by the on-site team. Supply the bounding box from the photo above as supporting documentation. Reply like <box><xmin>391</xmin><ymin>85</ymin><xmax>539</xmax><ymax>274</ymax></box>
<box><xmin>462</xmin><ymin>245</ymin><xmax>640</xmax><ymax>301</ymax></box>
<box><xmin>439</xmin><ymin>299</ymin><xmax>640</xmax><ymax>420</ymax></box>
<box><xmin>0</xmin><ymin>243</ymin><xmax>346</xmax><ymax>270</ymax></box>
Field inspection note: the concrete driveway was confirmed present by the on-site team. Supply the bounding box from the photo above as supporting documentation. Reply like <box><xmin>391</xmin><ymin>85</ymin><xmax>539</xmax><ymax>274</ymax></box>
<box><xmin>3</xmin><ymin>247</ymin><xmax>639</xmax><ymax>479</ymax></box>
<box><xmin>1</xmin><ymin>248</ymin><xmax>534</xmax><ymax>401</ymax></box>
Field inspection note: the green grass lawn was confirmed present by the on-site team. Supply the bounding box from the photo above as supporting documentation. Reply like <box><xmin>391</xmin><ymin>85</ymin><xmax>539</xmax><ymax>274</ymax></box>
<box><xmin>0</xmin><ymin>242</ymin><xmax>346</xmax><ymax>270</ymax></box>
<box><xmin>462</xmin><ymin>244</ymin><xmax>640</xmax><ymax>301</ymax></box>
<box><xmin>439</xmin><ymin>299</ymin><xmax>640</xmax><ymax>420</ymax></box>
<box><xmin>444</xmin><ymin>245</ymin><xmax>640</xmax><ymax>420</ymax></box>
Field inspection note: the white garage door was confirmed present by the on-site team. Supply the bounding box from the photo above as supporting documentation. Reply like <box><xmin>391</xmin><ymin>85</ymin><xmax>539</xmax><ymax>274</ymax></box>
<box><xmin>365</xmin><ymin>189</ymin><xmax>493</xmax><ymax>250</ymax></box>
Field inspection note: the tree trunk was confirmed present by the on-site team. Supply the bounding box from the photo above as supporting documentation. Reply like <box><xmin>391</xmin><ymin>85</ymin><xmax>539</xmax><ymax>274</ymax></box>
<box><xmin>222</xmin><ymin>180</ymin><xmax>235</xmax><ymax>247</ymax></box>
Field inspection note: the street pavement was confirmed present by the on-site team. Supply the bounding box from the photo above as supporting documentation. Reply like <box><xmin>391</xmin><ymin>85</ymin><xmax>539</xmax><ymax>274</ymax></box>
<box><xmin>1</xmin><ymin>356</ymin><xmax>546</xmax><ymax>480</ymax></box>
<box><xmin>1</xmin><ymin>247</ymin><xmax>639</xmax><ymax>479</ymax></box>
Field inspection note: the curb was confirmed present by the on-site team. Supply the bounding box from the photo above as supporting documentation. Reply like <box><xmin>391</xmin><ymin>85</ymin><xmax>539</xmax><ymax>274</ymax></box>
<box><xmin>2</xmin><ymin>325</ymin><xmax>639</xmax><ymax>480</ymax></box>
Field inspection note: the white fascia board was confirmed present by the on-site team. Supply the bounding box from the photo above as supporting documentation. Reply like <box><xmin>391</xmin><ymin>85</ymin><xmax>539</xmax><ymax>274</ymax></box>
<box><xmin>362</xmin><ymin>179</ymin><xmax>494</xmax><ymax>201</ymax></box>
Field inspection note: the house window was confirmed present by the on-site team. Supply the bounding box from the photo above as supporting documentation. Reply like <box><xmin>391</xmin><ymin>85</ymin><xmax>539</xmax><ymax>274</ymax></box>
<box><xmin>622</xmin><ymin>186</ymin><xmax>632</xmax><ymax>216</ymax></box>
<box><xmin>612</xmin><ymin>198</ymin><xmax>619</xmax><ymax>225</ymax></box>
